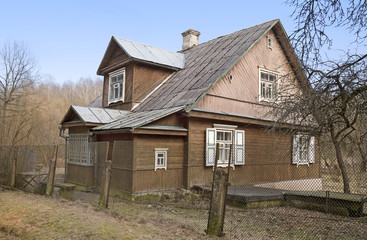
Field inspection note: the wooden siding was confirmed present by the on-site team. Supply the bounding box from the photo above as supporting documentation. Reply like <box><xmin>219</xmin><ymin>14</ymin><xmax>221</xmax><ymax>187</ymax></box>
<box><xmin>196</xmin><ymin>29</ymin><xmax>299</xmax><ymax>120</ymax></box>
<box><xmin>102</xmin><ymin>63</ymin><xmax>134</xmax><ymax>110</ymax></box>
<box><xmin>102</xmin><ymin>62</ymin><xmax>174</xmax><ymax>111</ymax></box>
<box><xmin>96</xmin><ymin>133</ymin><xmax>133</xmax><ymax>160</ymax></box>
<box><xmin>132</xmin><ymin>135</ymin><xmax>185</xmax><ymax>193</ymax></box>
<box><xmin>133</xmin><ymin>63</ymin><xmax>174</xmax><ymax>103</ymax></box>
<box><xmin>66</xmin><ymin>164</ymin><xmax>94</xmax><ymax>186</ymax></box>
<box><xmin>186</xmin><ymin>117</ymin><xmax>320</xmax><ymax>187</ymax></box>
<box><xmin>69</xmin><ymin>126</ymin><xmax>92</xmax><ymax>133</ymax></box>
<box><xmin>145</xmin><ymin>113</ymin><xmax>182</xmax><ymax>127</ymax></box>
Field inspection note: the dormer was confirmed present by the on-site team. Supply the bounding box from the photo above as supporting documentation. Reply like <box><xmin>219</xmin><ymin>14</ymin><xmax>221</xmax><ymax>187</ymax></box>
<box><xmin>97</xmin><ymin>37</ymin><xmax>185</xmax><ymax>110</ymax></box>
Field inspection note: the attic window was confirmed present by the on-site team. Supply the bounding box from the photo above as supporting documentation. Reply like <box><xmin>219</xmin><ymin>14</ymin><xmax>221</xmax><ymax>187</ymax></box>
<box><xmin>108</xmin><ymin>68</ymin><xmax>125</xmax><ymax>104</ymax></box>
<box><xmin>259</xmin><ymin>69</ymin><xmax>278</xmax><ymax>101</ymax></box>
<box><xmin>267</xmin><ymin>36</ymin><xmax>273</xmax><ymax>49</ymax></box>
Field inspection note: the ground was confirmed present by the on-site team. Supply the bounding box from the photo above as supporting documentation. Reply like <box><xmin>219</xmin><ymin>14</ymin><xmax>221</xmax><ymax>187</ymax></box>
<box><xmin>0</xmin><ymin>188</ymin><xmax>366</xmax><ymax>239</ymax></box>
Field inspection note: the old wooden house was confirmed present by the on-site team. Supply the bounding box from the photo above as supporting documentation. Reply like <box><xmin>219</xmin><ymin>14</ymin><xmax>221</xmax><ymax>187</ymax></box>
<box><xmin>60</xmin><ymin>19</ymin><xmax>321</xmax><ymax>195</ymax></box>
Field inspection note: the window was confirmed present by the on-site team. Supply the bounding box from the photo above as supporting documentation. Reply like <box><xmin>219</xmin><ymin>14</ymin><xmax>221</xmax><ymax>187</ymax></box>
<box><xmin>216</xmin><ymin>130</ymin><xmax>232</xmax><ymax>165</ymax></box>
<box><xmin>292</xmin><ymin>134</ymin><xmax>315</xmax><ymax>165</ymax></box>
<box><xmin>267</xmin><ymin>36</ymin><xmax>273</xmax><ymax>49</ymax></box>
<box><xmin>260</xmin><ymin>69</ymin><xmax>278</xmax><ymax>101</ymax></box>
<box><xmin>154</xmin><ymin>148</ymin><xmax>168</xmax><ymax>171</ymax></box>
<box><xmin>206</xmin><ymin>127</ymin><xmax>245</xmax><ymax>167</ymax></box>
<box><xmin>108</xmin><ymin>68</ymin><xmax>125</xmax><ymax>104</ymax></box>
<box><xmin>68</xmin><ymin>133</ymin><xmax>93</xmax><ymax>165</ymax></box>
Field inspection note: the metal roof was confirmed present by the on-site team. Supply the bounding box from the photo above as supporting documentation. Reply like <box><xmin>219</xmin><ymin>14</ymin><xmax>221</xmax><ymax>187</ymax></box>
<box><xmin>61</xmin><ymin>106</ymin><xmax>129</xmax><ymax>125</ymax></box>
<box><xmin>93</xmin><ymin>107</ymin><xmax>183</xmax><ymax>131</ymax></box>
<box><xmin>134</xmin><ymin>19</ymin><xmax>280</xmax><ymax>112</ymax></box>
<box><xmin>113</xmin><ymin>36</ymin><xmax>185</xmax><ymax>70</ymax></box>
<box><xmin>87</xmin><ymin>95</ymin><xmax>102</xmax><ymax>108</ymax></box>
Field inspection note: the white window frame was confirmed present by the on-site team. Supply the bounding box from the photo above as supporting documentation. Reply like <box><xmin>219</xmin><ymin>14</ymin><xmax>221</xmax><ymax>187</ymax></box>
<box><xmin>292</xmin><ymin>134</ymin><xmax>315</xmax><ymax>166</ymax></box>
<box><xmin>216</xmin><ymin>129</ymin><xmax>233</xmax><ymax>167</ymax></box>
<box><xmin>154</xmin><ymin>148</ymin><xmax>168</xmax><ymax>171</ymax></box>
<box><xmin>205</xmin><ymin>125</ymin><xmax>245</xmax><ymax>168</ymax></box>
<box><xmin>68</xmin><ymin>133</ymin><xmax>93</xmax><ymax>166</ymax></box>
<box><xmin>259</xmin><ymin>69</ymin><xmax>278</xmax><ymax>102</ymax></box>
<box><xmin>108</xmin><ymin>68</ymin><xmax>125</xmax><ymax>104</ymax></box>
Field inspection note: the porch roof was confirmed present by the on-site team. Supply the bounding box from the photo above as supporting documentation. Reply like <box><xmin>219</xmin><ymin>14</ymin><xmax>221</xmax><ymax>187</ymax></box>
<box><xmin>92</xmin><ymin>106</ymin><xmax>184</xmax><ymax>131</ymax></box>
<box><xmin>60</xmin><ymin>105</ymin><xmax>129</xmax><ymax>125</ymax></box>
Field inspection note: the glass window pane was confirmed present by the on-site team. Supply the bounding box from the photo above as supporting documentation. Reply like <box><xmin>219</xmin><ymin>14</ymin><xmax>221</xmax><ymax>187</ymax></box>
<box><xmin>217</xmin><ymin>132</ymin><xmax>224</xmax><ymax>141</ymax></box>
<box><xmin>119</xmin><ymin>83</ymin><xmax>123</xmax><ymax>98</ymax></box>
<box><xmin>225</xmin><ymin>132</ymin><xmax>231</xmax><ymax>141</ymax></box>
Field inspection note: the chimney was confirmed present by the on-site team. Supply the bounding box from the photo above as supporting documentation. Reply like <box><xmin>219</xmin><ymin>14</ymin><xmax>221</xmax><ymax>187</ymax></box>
<box><xmin>181</xmin><ymin>29</ymin><xmax>200</xmax><ymax>51</ymax></box>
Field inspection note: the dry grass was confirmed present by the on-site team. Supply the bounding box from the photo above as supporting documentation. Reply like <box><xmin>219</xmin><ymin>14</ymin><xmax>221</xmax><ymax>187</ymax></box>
<box><xmin>0</xmin><ymin>188</ymin><xmax>366</xmax><ymax>239</ymax></box>
<box><xmin>0</xmin><ymin>189</ymin><xmax>209</xmax><ymax>240</ymax></box>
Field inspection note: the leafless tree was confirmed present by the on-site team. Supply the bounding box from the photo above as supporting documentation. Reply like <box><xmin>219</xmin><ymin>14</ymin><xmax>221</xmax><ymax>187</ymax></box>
<box><xmin>276</xmin><ymin>0</ymin><xmax>367</xmax><ymax>193</ymax></box>
<box><xmin>0</xmin><ymin>41</ymin><xmax>39</xmax><ymax>146</ymax></box>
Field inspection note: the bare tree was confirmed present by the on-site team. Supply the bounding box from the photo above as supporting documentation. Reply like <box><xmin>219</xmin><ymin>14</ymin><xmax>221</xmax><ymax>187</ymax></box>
<box><xmin>276</xmin><ymin>0</ymin><xmax>367</xmax><ymax>193</ymax></box>
<box><xmin>0</xmin><ymin>41</ymin><xmax>39</xmax><ymax>146</ymax></box>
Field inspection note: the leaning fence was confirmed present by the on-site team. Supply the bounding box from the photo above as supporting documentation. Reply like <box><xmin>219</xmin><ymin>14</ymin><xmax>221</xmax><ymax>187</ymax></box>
<box><xmin>0</xmin><ymin>140</ymin><xmax>366</xmax><ymax>239</ymax></box>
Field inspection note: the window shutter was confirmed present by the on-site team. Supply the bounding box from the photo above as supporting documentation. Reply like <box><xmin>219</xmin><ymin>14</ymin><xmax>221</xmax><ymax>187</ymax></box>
<box><xmin>206</xmin><ymin>128</ymin><xmax>216</xmax><ymax>166</ymax></box>
<box><xmin>308</xmin><ymin>136</ymin><xmax>315</xmax><ymax>163</ymax></box>
<box><xmin>234</xmin><ymin>130</ymin><xmax>245</xmax><ymax>165</ymax></box>
<box><xmin>292</xmin><ymin>135</ymin><xmax>300</xmax><ymax>164</ymax></box>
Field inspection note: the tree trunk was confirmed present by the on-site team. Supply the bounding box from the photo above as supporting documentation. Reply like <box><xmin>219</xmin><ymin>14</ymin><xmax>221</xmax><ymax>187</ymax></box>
<box><xmin>330</xmin><ymin>130</ymin><xmax>351</xmax><ymax>193</ymax></box>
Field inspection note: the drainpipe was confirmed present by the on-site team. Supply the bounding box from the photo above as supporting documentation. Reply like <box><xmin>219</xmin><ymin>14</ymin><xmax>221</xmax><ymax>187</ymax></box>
<box><xmin>59</xmin><ymin>125</ymin><xmax>68</xmax><ymax>182</ymax></box>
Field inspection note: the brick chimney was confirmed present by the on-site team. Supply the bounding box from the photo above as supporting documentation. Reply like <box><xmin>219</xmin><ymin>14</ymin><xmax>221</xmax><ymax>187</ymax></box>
<box><xmin>181</xmin><ymin>29</ymin><xmax>200</xmax><ymax>50</ymax></box>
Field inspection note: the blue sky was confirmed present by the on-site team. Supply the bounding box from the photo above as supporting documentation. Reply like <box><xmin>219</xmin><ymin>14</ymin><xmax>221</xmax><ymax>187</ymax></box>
<box><xmin>0</xmin><ymin>0</ymin><xmax>355</xmax><ymax>84</ymax></box>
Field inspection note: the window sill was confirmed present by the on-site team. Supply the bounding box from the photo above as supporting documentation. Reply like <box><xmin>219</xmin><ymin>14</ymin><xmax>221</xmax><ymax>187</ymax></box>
<box><xmin>108</xmin><ymin>99</ymin><xmax>124</xmax><ymax>105</ymax></box>
<box><xmin>67</xmin><ymin>162</ymin><xmax>94</xmax><ymax>167</ymax></box>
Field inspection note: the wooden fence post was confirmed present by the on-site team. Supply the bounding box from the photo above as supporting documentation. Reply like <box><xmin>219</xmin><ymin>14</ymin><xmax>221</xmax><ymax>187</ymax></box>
<box><xmin>10</xmin><ymin>146</ymin><xmax>18</xmax><ymax>188</ymax></box>
<box><xmin>46</xmin><ymin>145</ymin><xmax>58</xmax><ymax>196</ymax></box>
<box><xmin>207</xmin><ymin>143</ymin><xmax>231</xmax><ymax>236</ymax></box>
<box><xmin>99</xmin><ymin>160</ymin><xmax>112</xmax><ymax>208</ymax></box>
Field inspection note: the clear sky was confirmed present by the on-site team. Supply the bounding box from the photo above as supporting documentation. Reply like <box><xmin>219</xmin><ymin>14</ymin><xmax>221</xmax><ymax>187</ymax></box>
<box><xmin>0</xmin><ymin>0</ymin><xmax>354</xmax><ymax>84</ymax></box>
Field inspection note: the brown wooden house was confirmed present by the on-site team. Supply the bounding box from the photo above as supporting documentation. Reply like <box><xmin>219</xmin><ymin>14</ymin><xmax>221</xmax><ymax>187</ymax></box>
<box><xmin>60</xmin><ymin>19</ymin><xmax>321</xmax><ymax>195</ymax></box>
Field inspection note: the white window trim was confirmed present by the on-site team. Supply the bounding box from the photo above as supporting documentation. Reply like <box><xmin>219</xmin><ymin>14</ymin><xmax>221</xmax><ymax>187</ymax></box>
<box><xmin>205</xmin><ymin>126</ymin><xmax>245</xmax><ymax>168</ymax></box>
<box><xmin>154</xmin><ymin>148</ymin><xmax>168</xmax><ymax>171</ymax></box>
<box><xmin>259</xmin><ymin>68</ymin><xmax>279</xmax><ymax>102</ymax></box>
<box><xmin>292</xmin><ymin>134</ymin><xmax>315</xmax><ymax>166</ymax></box>
<box><xmin>108</xmin><ymin>68</ymin><xmax>125</xmax><ymax>105</ymax></box>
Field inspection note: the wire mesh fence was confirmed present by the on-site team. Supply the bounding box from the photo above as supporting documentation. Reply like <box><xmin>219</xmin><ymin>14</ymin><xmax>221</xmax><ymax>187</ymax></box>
<box><xmin>0</xmin><ymin>140</ymin><xmax>366</xmax><ymax>239</ymax></box>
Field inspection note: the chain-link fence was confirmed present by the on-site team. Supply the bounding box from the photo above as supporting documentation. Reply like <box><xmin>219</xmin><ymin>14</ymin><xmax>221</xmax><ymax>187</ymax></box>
<box><xmin>0</xmin><ymin>144</ymin><xmax>65</xmax><ymax>192</ymax></box>
<box><xmin>1</xmin><ymin>140</ymin><xmax>366</xmax><ymax>239</ymax></box>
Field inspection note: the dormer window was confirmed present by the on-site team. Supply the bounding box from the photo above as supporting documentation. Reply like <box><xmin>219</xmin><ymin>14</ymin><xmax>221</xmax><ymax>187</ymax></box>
<box><xmin>108</xmin><ymin>68</ymin><xmax>125</xmax><ymax>104</ymax></box>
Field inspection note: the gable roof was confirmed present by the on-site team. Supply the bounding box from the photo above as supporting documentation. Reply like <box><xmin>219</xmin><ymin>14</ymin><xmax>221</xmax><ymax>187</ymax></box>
<box><xmin>98</xmin><ymin>36</ymin><xmax>185</xmax><ymax>73</ymax></box>
<box><xmin>60</xmin><ymin>105</ymin><xmax>129</xmax><ymax>125</ymax></box>
<box><xmin>134</xmin><ymin>19</ymin><xmax>280</xmax><ymax>112</ymax></box>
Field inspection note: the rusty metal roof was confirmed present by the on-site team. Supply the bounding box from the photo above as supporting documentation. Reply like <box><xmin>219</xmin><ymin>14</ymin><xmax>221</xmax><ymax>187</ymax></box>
<box><xmin>134</xmin><ymin>19</ymin><xmax>279</xmax><ymax>112</ymax></box>
<box><xmin>92</xmin><ymin>107</ymin><xmax>183</xmax><ymax>131</ymax></box>
<box><xmin>113</xmin><ymin>36</ymin><xmax>185</xmax><ymax>70</ymax></box>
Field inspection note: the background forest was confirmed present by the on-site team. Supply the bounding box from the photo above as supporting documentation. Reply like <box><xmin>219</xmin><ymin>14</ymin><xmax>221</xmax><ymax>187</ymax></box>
<box><xmin>0</xmin><ymin>42</ymin><xmax>102</xmax><ymax>147</ymax></box>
